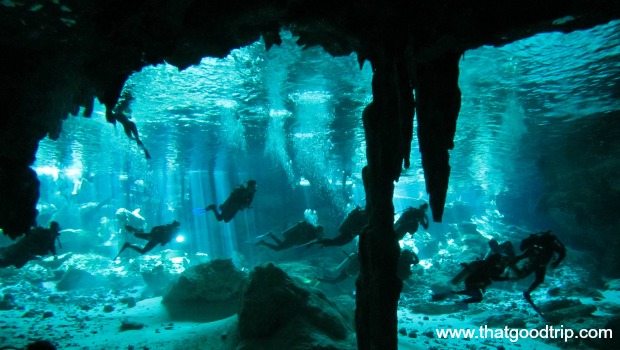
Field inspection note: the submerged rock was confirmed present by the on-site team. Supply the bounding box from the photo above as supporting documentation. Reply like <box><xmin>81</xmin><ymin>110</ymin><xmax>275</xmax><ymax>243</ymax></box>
<box><xmin>162</xmin><ymin>259</ymin><xmax>246</xmax><ymax>321</ymax></box>
<box><xmin>0</xmin><ymin>293</ymin><xmax>18</xmax><ymax>310</ymax></box>
<box><xmin>539</xmin><ymin>298</ymin><xmax>597</xmax><ymax>324</ymax></box>
<box><xmin>141</xmin><ymin>264</ymin><xmax>178</xmax><ymax>297</ymax></box>
<box><xmin>120</xmin><ymin>319</ymin><xmax>145</xmax><ymax>331</ymax></box>
<box><xmin>236</xmin><ymin>263</ymin><xmax>355</xmax><ymax>350</ymax></box>
<box><xmin>55</xmin><ymin>268</ymin><xmax>104</xmax><ymax>291</ymax></box>
<box><xmin>544</xmin><ymin>304</ymin><xmax>597</xmax><ymax>325</ymax></box>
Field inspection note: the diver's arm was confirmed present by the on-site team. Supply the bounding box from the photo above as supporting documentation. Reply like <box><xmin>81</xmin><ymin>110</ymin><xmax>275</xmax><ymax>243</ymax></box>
<box><xmin>421</xmin><ymin>214</ymin><xmax>429</xmax><ymax>229</ymax></box>
<box><xmin>551</xmin><ymin>239</ymin><xmax>566</xmax><ymax>268</ymax></box>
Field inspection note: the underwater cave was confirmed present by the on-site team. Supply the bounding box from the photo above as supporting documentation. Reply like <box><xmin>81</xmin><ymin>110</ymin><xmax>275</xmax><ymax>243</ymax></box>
<box><xmin>1</xmin><ymin>1</ymin><xmax>620</xmax><ymax>349</ymax></box>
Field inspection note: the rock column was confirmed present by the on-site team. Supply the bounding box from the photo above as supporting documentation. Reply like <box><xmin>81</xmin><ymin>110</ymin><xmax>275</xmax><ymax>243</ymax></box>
<box><xmin>356</xmin><ymin>49</ymin><xmax>413</xmax><ymax>350</ymax></box>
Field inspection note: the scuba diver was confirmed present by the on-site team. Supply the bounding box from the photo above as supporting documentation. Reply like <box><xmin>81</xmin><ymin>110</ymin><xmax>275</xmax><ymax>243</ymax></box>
<box><xmin>398</xmin><ymin>248</ymin><xmax>419</xmax><ymax>280</ymax></box>
<box><xmin>319</xmin><ymin>248</ymin><xmax>418</xmax><ymax>284</ymax></box>
<box><xmin>314</xmin><ymin>206</ymin><xmax>368</xmax><ymax>247</ymax></box>
<box><xmin>394</xmin><ymin>203</ymin><xmax>429</xmax><ymax>240</ymax></box>
<box><xmin>314</xmin><ymin>203</ymin><xmax>428</xmax><ymax>248</ymax></box>
<box><xmin>432</xmin><ymin>239</ymin><xmax>513</xmax><ymax>304</ymax></box>
<box><xmin>109</xmin><ymin>89</ymin><xmax>151</xmax><ymax>159</ymax></box>
<box><xmin>197</xmin><ymin>180</ymin><xmax>257</xmax><ymax>223</ymax></box>
<box><xmin>511</xmin><ymin>230</ymin><xmax>566</xmax><ymax>315</ymax></box>
<box><xmin>318</xmin><ymin>250</ymin><xmax>359</xmax><ymax>284</ymax></box>
<box><xmin>0</xmin><ymin>222</ymin><xmax>61</xmax><ymax>268</ymax></box>
<box><xmin>115</xmin><ymin>220</ymin><xmax>181</xmax><ymax>258</ymax></box>
<box><xmin>256</xmin><ymin>220</ymin><xmax>324</xmax><ymax>251</ymax></box>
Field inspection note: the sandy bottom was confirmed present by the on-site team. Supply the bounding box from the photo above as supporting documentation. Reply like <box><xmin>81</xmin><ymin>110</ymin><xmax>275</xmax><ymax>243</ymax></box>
<box><xmin>2</xmin><ymin>290</ymin><xmax>614</xmax><ymax>350</ymax></box>
<box><xmin>1</xmin><ymin>255</ymin><xmax>618</xmax><ymax>349</ymax></box>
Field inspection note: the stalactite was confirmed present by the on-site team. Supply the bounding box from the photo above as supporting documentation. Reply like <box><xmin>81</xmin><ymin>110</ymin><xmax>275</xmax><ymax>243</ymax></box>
<box><xmin>415</xmin><ymin>52</ymin><xmax>462</xmax><ymax>222</ymax></box>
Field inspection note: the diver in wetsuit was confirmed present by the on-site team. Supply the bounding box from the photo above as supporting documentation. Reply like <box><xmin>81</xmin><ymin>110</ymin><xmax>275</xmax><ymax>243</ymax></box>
<box><xmin>433</xmin><ymin>239</ymin><xmax>513</xmax><ymax>303</ymax></box>
<box><xmin>115</xmin><ymin>220</ymin><xmax>180</xmax><ymax>258</ymax></box>
<box><xmin>199</xmin><ymin>180</ymin><xmax>257</xmax><ymax>223</ymax></box>
<box><xmin>314</xmin><ymin>206</ymin><xmax>368</xmax><ymax>247</ymax></box>
<box><xmin>394</xmin><ymin>203</ymin><xmax>429</xmax><ymax>240</ymax></box>
<box><xmin>319</xmin><ymin>248</ymin><xmax>418</xmax><ymax>284</ymax></box>
<box><xmin>108</xmin><ymin>89</ymin><xmax>151</xmax><ymax>159</ymax></box>
<box><xmin>256</xmin><ymin>220</ymin><xmax>324</xmax><ymax>251</ymax></box>
<box><xmin>511</xmin><ymin>230</ymin><xmax>566</xmax><ymax>315</ymax></box>
<box><xmin>453</xmin><ymin>253</ymin><xmax>511</xmax><ymax>303</ymax></box>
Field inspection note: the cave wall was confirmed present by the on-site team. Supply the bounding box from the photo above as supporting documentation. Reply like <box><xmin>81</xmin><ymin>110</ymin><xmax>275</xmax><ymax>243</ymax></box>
<box><xmin>535</xmin><ymin>111</ymin><xmax>620</xmax><ymax>277</ymax></box>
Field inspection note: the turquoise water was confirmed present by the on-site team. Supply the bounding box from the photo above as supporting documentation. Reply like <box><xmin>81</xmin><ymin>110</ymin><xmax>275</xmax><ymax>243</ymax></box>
<box><xmin>32</xmin><ymin>20</ymin><xmax>620</xmax><ymax>260</ymax></box>
<box><xmin>1</xmin><ymin>17</ymin><xmax>617</xmax><ymax>350</ymax></box>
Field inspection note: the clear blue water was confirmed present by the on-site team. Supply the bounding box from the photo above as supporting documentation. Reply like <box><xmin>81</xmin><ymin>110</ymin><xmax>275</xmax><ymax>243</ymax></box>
<box><xmin>32</xmin><ymin>20</ymin><xmax>620</xmax><ymax>261</ymax></box>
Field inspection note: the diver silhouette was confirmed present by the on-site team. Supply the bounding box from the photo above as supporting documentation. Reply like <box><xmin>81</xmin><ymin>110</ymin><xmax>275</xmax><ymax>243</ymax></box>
<box><xmin>313</xmin><ymin>206</ymin><xmax>368</xmax><ymax>247</ymax></box>
<box><xmin>195</xmin><ymin>180</ymin><xmax>257</xmax><ymax>223</ymax></box>
<box><xmin>511</xmin><ymin>230</ymin><xmax>566</xmax><ymax>316</ymax></box>
<box><xmin>394</xmin><ymin>203</ymin><xmax>429</xmax><ymax>240</ymax></box>
<box><xmin>115</xmin><ymin>220</ymin><xmax>180</xmax><ymax>258</ymax></box>
<box><xmin>108</xmin><ymin>90</ymin><xmax>151</xmax><ymax>159</ymax></box>
<box><xmin>256</xmin><ymin>220</ymin><xmax>324</xmax><ymax>251</ymax></box>
<box><xmin>433</xmin><ymin>239</ymin><xmax>513</xmax><ymax>304</ymax></box>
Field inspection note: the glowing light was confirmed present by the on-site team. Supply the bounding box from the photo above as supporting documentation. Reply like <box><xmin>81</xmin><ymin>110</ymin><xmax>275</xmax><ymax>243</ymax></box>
<box><xmin>269</xmin><ymin>109</ymin><xmax>292</xmax><ymax>118</ymax></box>
<box><xmin>299</xmin><ymin>177</ymin><xmax>311</xmax><ymax>186</ymax></box>
<box><xmin>288</xmin><ymin>91</ymin><xmax>332</xmax><ymax>104</ymax></box>
<box><xmin>215</xmin><ymin>99</ymin><xmax>237</xmax><ymax>109</ymax></box>
<box><xmin>293</xmin><ymin>132</ymin><xmax>314</xmax><ymax>139</ymax></box>
<box><xmin>419</xmin><ymin>260</ymin><xmax>433</xmax><ymax>269</ymax></box>
<box><xmin>175</xmin><ymin>235</ymin><xmax>185</xmax><ymax>243</ymax></box>
<box><xmin>34</xmin><ymin>166</ymin><xmax>60</xmax><ymax>180</ymax></box>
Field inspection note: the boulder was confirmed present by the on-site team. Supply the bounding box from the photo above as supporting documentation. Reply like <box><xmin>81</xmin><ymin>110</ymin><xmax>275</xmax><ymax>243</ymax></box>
<box><xmin>539</xmin><ymin>299</ymin><xmax>598</xmax><ymax>324</ymax></box>
<box><xmin>236</xmin><ymin>263</ymin><xmax>355</xmax><ymax>350</ymax></box>
<box><xmin>56</xmin><ymin>268</ymin><xmax>105</xmax><ymax>291</ymax></box>
<box><xmin>162</xmin><ymin>259</ymin><xmax>246</xmax><ymax>321</ymax></box>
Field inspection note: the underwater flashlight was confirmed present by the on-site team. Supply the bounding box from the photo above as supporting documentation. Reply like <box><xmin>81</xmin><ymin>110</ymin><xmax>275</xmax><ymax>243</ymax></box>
<box><xmin>175</xmin><ymin>235</ymin><xmax>185</xmax><ymax>243</ymax></box>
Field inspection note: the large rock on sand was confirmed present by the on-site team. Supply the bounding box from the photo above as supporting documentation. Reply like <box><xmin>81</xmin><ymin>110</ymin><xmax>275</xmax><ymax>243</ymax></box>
<box><xmin>162</xmin><ymin>259</ymin><xmax>246</xmax><ymax>321</ymax></box>
<box><xmin>236</xmin><ymin>263</ymin><xmax>355</xmax><ymax>350</ymax></box>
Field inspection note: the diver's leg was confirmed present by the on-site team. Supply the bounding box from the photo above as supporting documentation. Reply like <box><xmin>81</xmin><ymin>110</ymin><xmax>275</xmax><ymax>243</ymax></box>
<box><xmin>455</xmin><ymin>289</ymin><xmax>483</xmax><ymax>303</ymax></box>
<box><xmin>267</xmin><ymin>232</ymin><xmax>283</xmax><ymax>245</ymax></box>
<box><xmin>320</xmin><ymin>233</ymin><xmax>356</xmax><ymax>247</ymax></box>
<box><xmin>256</xmin><ymin>240</ymin><xmax>282</xmax><ymax>251</ymax></box>
<box><xmin>205</xmin><ymin>205</ymin><xmax>224</xmax><ymax>221</ymax></box>
<box><xmin>138</xmin><ymin>240</ymin><xmax>159</xmax><ymax>254</ymax></box>
<box><xmin>134</xmin><ymin>233</ymin><xmax>150</xmax><ymax>240</ymax></box>
<box><xmin>525</xmin><ymin>266</ymin><xmax>546</xmax><ymax>297</ymax></box>
<box><xmin>115</xmin><ymin>242</ymin><xmax>131</xmax><ymax>259</ymax></box>
<box><xmin>122</xmin><ymin>240</ymin><xmax>158</xmax><ymax>255</ymax></box>
<box><xmin>211</xmin><ymin>209</ymin><xmax>224</xmax><ymax>221</ymax></box>
<box><xmin>318</xmin><ymin>270</ymin><xmax>349</xmax><ymax>284</ymax></box>
<box><xmin>222</xmin><ymin>209</ymin><xmax>238</xmax><ymax>223</ymax></box>
<box><xmin>524</xmin><ymin>266</ymin><xmax>546</xmax><ymax>315</ymax></box>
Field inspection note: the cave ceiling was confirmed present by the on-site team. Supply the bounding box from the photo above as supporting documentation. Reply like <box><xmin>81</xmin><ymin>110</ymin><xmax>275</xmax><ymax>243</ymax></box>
<box><xmin>1</xmin><ymin>0</ymin><xmax>620</xmax><ymax>238</ymax></box>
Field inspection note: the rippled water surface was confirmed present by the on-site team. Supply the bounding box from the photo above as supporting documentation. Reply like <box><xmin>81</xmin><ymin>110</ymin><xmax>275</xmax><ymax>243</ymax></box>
<box><xmin>34</xmin><ymin>21</ymin><xmax>620</xmax><ymax>254</ymax></box>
